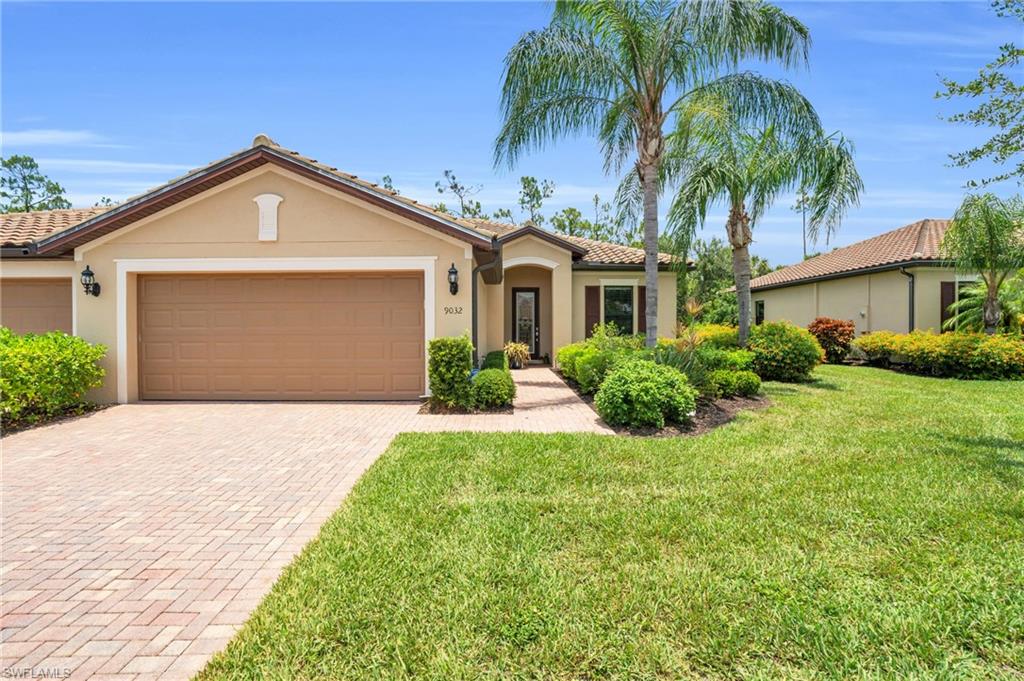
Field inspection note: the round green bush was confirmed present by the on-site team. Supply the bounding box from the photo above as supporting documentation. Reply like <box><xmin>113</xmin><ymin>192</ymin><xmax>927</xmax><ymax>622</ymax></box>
<box><xmin>748</xmin><ymin>322</ymin><xmax>824</xmax><ymax>382</ymax></box>
<box><xmin>733</xmin><ymin>370</ymin><xmax>762</xmax><ymax>396</ymax></box>
<box><xmin>471</xmin><ymin>368</ymin><xmax>516</xmax><ymax>408</ymax></box>
<box><xmin>708</xmin><ymin>369</ymin><xmax>739</xmax><ymax>397</ymax></box>
<box><xmin>594</xmin><ymin>359</ymin><xmax>698</xmax><ymax>428</ymax></box>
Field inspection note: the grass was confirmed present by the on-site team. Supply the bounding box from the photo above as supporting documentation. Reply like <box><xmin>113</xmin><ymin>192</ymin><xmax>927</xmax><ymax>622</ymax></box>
<box><xmin>199</xmin><ymin>366</ymin><xmax>1024</xmax><ymax>680</ymax></box>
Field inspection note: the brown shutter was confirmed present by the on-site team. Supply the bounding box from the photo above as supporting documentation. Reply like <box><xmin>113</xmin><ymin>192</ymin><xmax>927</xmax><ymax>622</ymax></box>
<box><xmin>940</xmin><ymin>281</ymin><xmax>956</xmax><ymax>332</ymax></box>
<box><xmin>585</xmin><ymin>286</ymin><xmax>600</xmax><ymax>338</ymax></box>
<box><xmin>637</xmin><ymin>286</ymin><xmax>646</xmax><ymax>334</ymax></box>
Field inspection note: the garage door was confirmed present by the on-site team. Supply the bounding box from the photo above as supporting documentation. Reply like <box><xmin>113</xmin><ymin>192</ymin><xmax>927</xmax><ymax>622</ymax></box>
<box><xmin>0</xmin><ymin>278</ymin><xmax>72</xmax><ymax>335</ymax></box>
<box><xmin>138</xmin><ymin>272</ymin><xmax>424</xmax><ymax>400</ymax></box>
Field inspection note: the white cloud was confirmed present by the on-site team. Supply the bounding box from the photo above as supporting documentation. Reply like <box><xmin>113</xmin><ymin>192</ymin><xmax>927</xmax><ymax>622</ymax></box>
<box><xmin>36</xmin><ymin>158</ymin><xmax>193</xmax><ymax>175</ymax></box>
<box><xmin>1</xmin><ymin>129</ymin><xmax>108</xmax><ymax>147</ymax></box>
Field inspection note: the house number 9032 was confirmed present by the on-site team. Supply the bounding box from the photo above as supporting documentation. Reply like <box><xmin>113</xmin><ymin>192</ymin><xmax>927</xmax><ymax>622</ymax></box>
<box><xmin>444</xmin><ymin>306</ymin><xmax>464</xmax><ymax>315</ymax></box>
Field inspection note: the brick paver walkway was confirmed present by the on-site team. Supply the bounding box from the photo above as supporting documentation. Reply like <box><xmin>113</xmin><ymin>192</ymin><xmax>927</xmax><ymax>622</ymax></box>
<box><xmin>1</xmin><ymin>368</ymin><xmax>609</xmax><ymax>679</ymax></box>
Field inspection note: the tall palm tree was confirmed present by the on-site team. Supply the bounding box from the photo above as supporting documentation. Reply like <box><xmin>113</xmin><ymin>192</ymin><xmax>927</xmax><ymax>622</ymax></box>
<box><xmin>494</xmin><ymin>0</ymin><xmax>814</xmax><ymax>347</ymax></box>
<box><xmin>665</xmin><ymin>120</ymin><xmax>862</xmax><ymax>345</ymax></box>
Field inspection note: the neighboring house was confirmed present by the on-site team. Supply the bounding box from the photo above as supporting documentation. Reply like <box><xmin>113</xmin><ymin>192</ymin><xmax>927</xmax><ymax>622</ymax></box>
<box><xmin>0</xmin><ymin>135</ymin><xmax>677</xmax><ymax>403</ymax></box>
<box><xmin>750</xmin><ymin>218</ymin><xmax>974</xmax><ymax>335</ymax></box>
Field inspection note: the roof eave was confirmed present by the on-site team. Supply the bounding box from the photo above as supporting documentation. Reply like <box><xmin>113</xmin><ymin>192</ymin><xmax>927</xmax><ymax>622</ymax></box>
<box><xmin>750</xmin><ymin>259</ymin><xmax>950</xmax><ymax>292</ymax></box>
<box><xmin>496</xmin><ymin>225</ymin><xmax>588</xmax><ymax>255</ymax></box>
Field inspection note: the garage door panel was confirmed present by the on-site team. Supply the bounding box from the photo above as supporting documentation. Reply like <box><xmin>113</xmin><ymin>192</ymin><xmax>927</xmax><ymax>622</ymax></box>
<box><xmin>0</xmin><ymin>279</ymin><xmax>73</xmax><ymax>335</ymax></box>
<box><xmin>139</xmin><ymin>272</ymin><xmax>424</xmax><ymax>400</ymax></box>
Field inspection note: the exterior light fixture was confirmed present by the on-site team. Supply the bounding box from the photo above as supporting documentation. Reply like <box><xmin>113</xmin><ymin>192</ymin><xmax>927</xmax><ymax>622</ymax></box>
<box><xmin>447</xmin><ymin>263</ymin><xmax>459</xmax><ymax>295</ymax></box>
<box><xmin>80</xmin><ymin>265</ymin><xmax>101</xmax><ymax>297</ymax></box>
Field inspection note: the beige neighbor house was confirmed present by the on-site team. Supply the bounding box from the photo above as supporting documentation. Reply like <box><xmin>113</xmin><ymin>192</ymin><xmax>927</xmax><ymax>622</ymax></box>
<box><xmin>749</xmin><ymin>218</ymin><xmax>974</xmax><ymax>335</ymax></box>
<box><xmin>0</xmin><ymin>135</ymin><xmax>677</xmax><ymax>404</ymax></box>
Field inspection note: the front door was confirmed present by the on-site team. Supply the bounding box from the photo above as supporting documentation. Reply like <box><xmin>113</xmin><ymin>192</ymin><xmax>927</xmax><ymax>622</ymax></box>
<box><xmin>512</xmin><ymin>287</ymin><xmax>540</xmax><ymax>359</ymax></box>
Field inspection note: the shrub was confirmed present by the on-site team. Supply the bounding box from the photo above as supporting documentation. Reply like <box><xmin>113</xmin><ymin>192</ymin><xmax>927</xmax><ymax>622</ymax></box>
<box><xmin>733</xmin><ymin>370</ymin><xmax>762</xmax><ymax>397</ymax></box>
<box><xmin>748</xmin><ymin>322</ymin><xmax>824</xmax><ymax>382</ymax></box>
<box><xmin>696</xmin><ymin>347</ymin><xmax>754</xmax><ymax>372</ymax></box>
<box><xmin>853</xmin><ymin>331</ymin><xmax>1024</xmax><ymax>380</ymax></box>
<box><xmin>481</xmin><ymin>350</ymin><xmax>508</xmax><ymax>370</ymax></box>
<box><xmin>594</xmin><ymin>359</ymin><xmax>698</xmax><ymax>429</ymax></box>
<box><xmin>588</xmin><ymin>323</ymin><xmax>645</xmax><ymax>351</ymax></box>
<box><xmin>708</xmin><ymin>369</ymin><xmax>738</xmax><ymax>397</ymax></box>
<box><xmin>576</xmin><ymin>348</ymin><xmax>630</xmax><ymax>394</ymax></box>
<box><xmin>428</xmin><ymin>334</ymin><xmax>473</xmax><ymax>409</ymax></box>
<box><xmin>0</xmin><ymin>330</ymin><xmax>106</xmax><ymax>423</ymax></box>
<box><xmin>503</xmin><ymin>341</ymin><xmax>530</xmax><ymax>367</ymax></box>
<box><xmin>556</xmin><ymin>342</ymin><xmax>589</xmax><ymax>382</ymax></box>
<box><xmin>692</xmin><ymin>324</ymin><xmax>739</xmax><ymax>348</ymax></box>
<box><xmin>807</xmin><ymin>317</ymin><xmax>856</xmax><ymax>363</ymax></box>
<box><xmin>472</xmin><ymin>368</ymin><xmax>516</xmax><ymax>407</ymax></box>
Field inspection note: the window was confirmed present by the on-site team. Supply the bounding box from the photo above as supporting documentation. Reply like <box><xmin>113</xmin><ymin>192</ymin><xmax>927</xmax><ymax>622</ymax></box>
<box><xmin>754</xmin><ymin>300</ymin><xmax>765</xmax><ymax>325</ymax></box>
<box><xmin>603</xmin><ymin>286</ymin><xmax>634</xmax><ymax>334</ymax></box>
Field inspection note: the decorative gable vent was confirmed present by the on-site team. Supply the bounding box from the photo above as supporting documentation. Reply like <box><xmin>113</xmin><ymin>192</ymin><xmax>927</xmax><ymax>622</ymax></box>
<box><xmin>253</xmin><ymin>193</ymin><xmax>284</xmax><ymax>241</ymax></box>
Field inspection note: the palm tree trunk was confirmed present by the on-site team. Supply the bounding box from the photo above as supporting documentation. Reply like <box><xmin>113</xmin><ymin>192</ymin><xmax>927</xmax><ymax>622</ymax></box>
<box><xmin>983</xmin><ymin>278</ymin><xmax>1000</xmax><ymax>335</ymax></box>
<box><xmin>726</xmin><ymin>205</ymin><xmax>754</xmax><ymax>345</ymax></box>
<box><xmin>640</xmin><ymin>159</ymin><xmax>660</xmax><ymax>348</ymax></box>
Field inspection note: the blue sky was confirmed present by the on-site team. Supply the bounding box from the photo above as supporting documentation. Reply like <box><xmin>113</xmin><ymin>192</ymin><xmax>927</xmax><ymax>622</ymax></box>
<box><xmin>2</xmin><ymin>1</ymin><xmax>1019</xmax><ymax>266</ymax></box>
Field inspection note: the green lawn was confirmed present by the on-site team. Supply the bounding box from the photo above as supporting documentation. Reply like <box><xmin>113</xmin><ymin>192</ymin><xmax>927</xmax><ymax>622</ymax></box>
<box><xmin>200</xmin><ymin>366</ymin><xmax>1024</xmax><ymax>680</ymax></box>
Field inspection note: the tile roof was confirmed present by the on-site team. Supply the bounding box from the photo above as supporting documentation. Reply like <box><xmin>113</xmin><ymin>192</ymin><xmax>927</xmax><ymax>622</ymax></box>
<box><xmin>1</xmin><ymin>207</ymin><xmax>113</xmax><ymax>247</ymax></box>
<box><xmin>750</xmin><ymin>218</ymin><xmax>951</xmax><ymax>290</ymax></box>
<box><xmin>466</xmin><ymin>218</ymin><xmax>675</xmax><ymax>266</ymax></box>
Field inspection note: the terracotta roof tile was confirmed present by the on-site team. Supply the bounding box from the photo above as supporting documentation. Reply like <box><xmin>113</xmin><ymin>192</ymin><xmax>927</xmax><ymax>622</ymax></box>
<box><xmin>750</xmin><ymin>219</ymin><xmax>951</xmax><ymax>290</ymax></box>
<box><xmin>466</xmin><ymin>219</ymin><xmax>674</xmax><ymax>266</ymax></box>
<box><xmin>1</xmin><ymin>207</ymin><xmax>113</xmax><ymax>248</ymax></box>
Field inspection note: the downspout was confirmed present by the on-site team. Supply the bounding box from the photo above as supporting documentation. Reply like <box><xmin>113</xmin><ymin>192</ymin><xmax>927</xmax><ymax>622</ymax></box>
<box><xmin>899</xmin><ymin>267</ymin><xmax>915</xmax><ymax>331</ymax></box>
<box><xmin>471</xmin><ymin>236</ymin><xmax>502</xmax><ymax>366</ymax></box>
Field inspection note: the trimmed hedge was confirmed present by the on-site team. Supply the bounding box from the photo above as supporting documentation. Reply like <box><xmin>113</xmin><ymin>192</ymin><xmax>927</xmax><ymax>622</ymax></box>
<box><xmin>692</xmin><ymin>324</ymin><xmax>740</xmax><ymax>348</ymax></box>
<box><xmin>481</xmin><ymin>350</ymin><xmax>508</xmax><ymax>370</ymax></box>
<box><xmin>748</xmin><ymin>322</ymin><xmax>824</xmax><ymax>382</ymax></box>
<box><xmin>556</xmin><ymin>342</ymin><xmax>589</xmax><ymax>381</ymax></box>
<box><xmin>0</xmin><ymin>329</ymin><xmax>106</xmax><ymax>423</ymax></box>
<box><xmin>733</xmin><ymin>370</ymin><xmax>762</xmax><ymax>397</ymax></box>
<box><xmin>853</xmin><ymin>331</ymin><xmax>1024</xmax><ymax>380</ymax></box>
<box><xmin>428</xmin><ymin>335</ymin><xmax>473</xmax><ymax>409</ymax></box>
<box><xmin>472</xmin><ymin>368</ymin><xmax>516</xmax><ymax>407</ymax></box>
<box><xmin>808</xmin><ymin>317</ymin><xmax>856</xmax><ymax>363</ymax></box>
<box><xmin>594</xmin><ymin>359</ymin><xmax>698</xmax><ymax>428</ymax></box>
<box><xmin>696</xmin><ymin>347</ymin><xmax>754</xmax><ymax>372</ymax></box>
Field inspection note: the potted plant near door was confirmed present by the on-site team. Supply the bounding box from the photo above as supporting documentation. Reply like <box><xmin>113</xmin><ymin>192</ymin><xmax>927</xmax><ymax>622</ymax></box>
<box><xmin>504</xmin><ymin>341</ymin><xmax>530</xmax><ymax>370</ymax></box>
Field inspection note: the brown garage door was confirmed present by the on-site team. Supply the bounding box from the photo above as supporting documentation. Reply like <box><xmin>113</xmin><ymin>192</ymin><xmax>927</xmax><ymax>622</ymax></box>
<box><xmin>138</xmin><ymin>272</ymin><xmax>424</xmax><ymax>400</ymax></box>
<box><xmin>0</xmin><ymin>278</ymin><xmax>72</xmax><ymax>335</ymax></box>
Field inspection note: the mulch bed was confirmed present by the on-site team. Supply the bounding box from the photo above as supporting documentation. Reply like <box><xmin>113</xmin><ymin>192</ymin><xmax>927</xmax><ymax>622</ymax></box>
<box><xmin>418</xmin><ymin>402</ymin><xmax>514</xmax><ymax>415</ymax></box>
<box><xmin>1</xmin><ymin>403</ymin><xmax>112</xmax><ymax>438</ymax></box>
<box><xmin>560</xmin><ymin>372</ymin><xmax>770</xmax><ymax>438</ymax></box>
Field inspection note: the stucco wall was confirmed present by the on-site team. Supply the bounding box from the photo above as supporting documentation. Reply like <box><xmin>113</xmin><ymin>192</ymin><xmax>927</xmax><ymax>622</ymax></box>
<box><xmin>570</xmin><ymin>270</ymin><xmax>677</xmax><ymax>342</ymax></box>
<box><xmin>74</xmin><ymin>166</ymin><xmax>477</xmax><ymax>402</ymax></box>
<box><xmin>752</xmin><ymin>266</ymin><xmax>961</xmax><ymax>335</ymax></box>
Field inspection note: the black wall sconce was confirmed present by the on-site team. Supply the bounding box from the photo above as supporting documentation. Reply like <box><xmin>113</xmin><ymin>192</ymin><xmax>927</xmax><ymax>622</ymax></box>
<box><xmin>447</xmin><ymin>263</ymin><xmax>459</xmax><ymax>295</ymax></box>
<box><xmin>80</xmin><ymin>265</ymin><xmax>101</xmax><ymax>297</ymax></box>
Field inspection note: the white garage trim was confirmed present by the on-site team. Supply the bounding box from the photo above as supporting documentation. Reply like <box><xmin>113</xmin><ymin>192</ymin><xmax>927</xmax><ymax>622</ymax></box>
<box><xmin>503</xmin><ymin>256</ymin><xmax>559</xmax><ymax>270</ymax></box>
<box><xmin>114</xmin><ymin>257</ymin><xmax>437</xmax><ymax>403</ymax></box>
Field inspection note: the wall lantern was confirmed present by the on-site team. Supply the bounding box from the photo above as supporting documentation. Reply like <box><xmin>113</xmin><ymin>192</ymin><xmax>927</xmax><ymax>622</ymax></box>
<box><xmin>80</xmin><ymin>265</ymin><xmax>101</xmax><ymax>297</ymax></box>
<box><xmin>447</xmin><ymin>263</ymin><xmax>459</xmax><ymax>295</ymax></box>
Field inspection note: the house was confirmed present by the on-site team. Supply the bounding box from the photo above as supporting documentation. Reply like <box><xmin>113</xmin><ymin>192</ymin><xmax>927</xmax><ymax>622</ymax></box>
<box><xmin>0</xmin><ymin>135</ymin><xmax>677</xmax><ymax>403</ymax></box>
<box><xmin>750</xmin><ymin>218</ymin><xmax>972</xmax><ymax>335</ymax></box>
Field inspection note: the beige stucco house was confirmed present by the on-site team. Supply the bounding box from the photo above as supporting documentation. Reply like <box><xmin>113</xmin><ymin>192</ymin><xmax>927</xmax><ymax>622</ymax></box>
<box><xmin>0</xmin><ymin>135</ymin><xmax>676</xmax><ymax>403</ymax></box>
<box><xmin>750</xmin><ymin>218</ymin><xmax>972</xmax><ymax>335</ymax></box>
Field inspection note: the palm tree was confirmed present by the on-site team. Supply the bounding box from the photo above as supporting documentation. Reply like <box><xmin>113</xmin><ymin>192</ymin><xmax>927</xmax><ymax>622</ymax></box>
<box><xmin>494</xmin><ymin>0</ymin><xmax>814</xmax><ymax>347</ymax></box>
<box><xmin>942</xmin><ymin>271</ymin><xmax>1024</xmax><ymax>333</ymax></box>
<box><xmin>941</xmin><ymin>193</ymin><xmax>1024</xmax><ymax>334</ymax></box>
<box><xmin>665</xmin><ymin>121</ymin><xmax>862</xmax><ymax>345</ymax></box>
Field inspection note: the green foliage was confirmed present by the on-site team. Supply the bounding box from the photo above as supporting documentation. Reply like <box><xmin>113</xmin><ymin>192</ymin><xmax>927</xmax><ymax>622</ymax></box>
<box><xmin>575</xmin><ymin>348</ymin><xmax>631</xmax><ymax>394</ymax></box>
<box><xmin>0</xmin><ymin>329</ymin><xmax>106</xmax><ymax>423</ymax></box>
<box><xmin>594</xmin><ymin>359</ymin><xmax>698</xmax><ymax>429</ymax></box>
<box><xmin>936</xmin><ymin>0</ymin><xmax>1023</xmax><ymax>186</ymax></box>
<box><xmin>733</xmin><ymin>370</ymin><xmax>762</xmax><ymax>396</ymax></box>
<box><xmin>700</xmin><ymin>290</ymin><xmax>740</xmax><ymax>326</ymax></box>
<box><xmin>556</xmin><ymin>342</ymin><xmax>589</xmax><ymax>382</ymax></box>
<box><xmin>708</xmin><ymin>369</ymin><xmax>739</xmax><ymax>398</ymax></box>
<box><xmin>1</xmin><ymin>155</ymin><xmax>72</xmax><ymax>213</ymax></box>
<box><xmin>747</xmin><ymin>321</ymin><xmax>824</xmax><ymax>382</ymax></box>
<box><xmin>471</xmin><ymin>368</ymin><xmax>517</xmax><ymax>408</ymax></box>
<box><xmin>517</xmin><ymin>176</ymin><xmax>555</xmax><ymax>225</ymax></box>
<box><xmin>692</xmin><ymin>324</ymin><xmax>740</xmax><ymax>348</ymax></box>
<box><xmin>428</xmin><ymin>335</ymin><xmax>474</xmax><ymax>409</ymax></box>
<box><xmin>481</xmin><ymin>350</ymin><xmax>509</xmax><ymax>371</ymax></box>
<box><xmin>435</xmin><ymin>169</ymin><xmax>486</xmax><ymax>219</ymax></box>
<box><xmin>696</xmin><ymin>347</ymin><xmax>755</xmax><ymax>372</ymax></box>
<box><xmin>943</xmin><ymin>273</ymin><xmax>1024</xmax><ymax>333</ymax></box>
<box><xmin>807</xmin><ymin>316</ymin><xmax>856</xmax><ymax>363</ymax></box>
<box><xmin>853</xmin><ymin>330</ymin><xmax>1024</xmax><ymax>380</ymax></box>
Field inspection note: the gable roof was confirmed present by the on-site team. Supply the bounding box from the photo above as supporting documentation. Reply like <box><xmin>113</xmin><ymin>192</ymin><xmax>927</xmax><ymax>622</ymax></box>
<box><xmin>750</xmin><ymin>218</ymin><xmax>951</xmax><ymax>291</ymax></box>
<box><xmin>26</xmin><ymin>135</ymin><xmax>494</xmax><ymax>256</ymax></box>
<box><xmin>1</xmin><ymin>207</ymin><xmax>113</xmax><ymax>249</ymax></box>
<box><xmin>467</xmin><ymin>218</ymin><xmax>676</xmax><ymax>267</ymax></box>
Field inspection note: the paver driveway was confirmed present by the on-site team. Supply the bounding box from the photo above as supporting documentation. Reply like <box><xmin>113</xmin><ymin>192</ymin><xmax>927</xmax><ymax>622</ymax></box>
<box><xmin>1</xmin><ymin>368</ymin><xmax>609</xmax><ymax>679</ymax></box>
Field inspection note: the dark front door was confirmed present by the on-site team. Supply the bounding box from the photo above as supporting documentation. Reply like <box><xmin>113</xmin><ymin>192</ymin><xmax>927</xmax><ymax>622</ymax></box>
<box><xmin>512</xmin><ymin>287</ymin><xmax>541</xmax><ymax>359</ymax></box>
